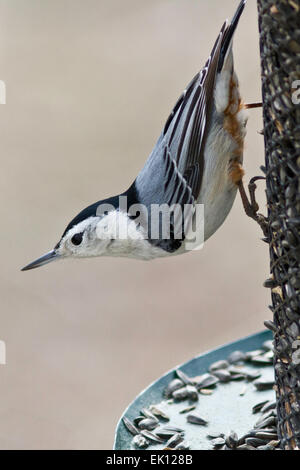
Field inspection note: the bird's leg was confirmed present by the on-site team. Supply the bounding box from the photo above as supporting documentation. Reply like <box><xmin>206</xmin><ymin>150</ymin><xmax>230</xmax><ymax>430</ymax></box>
<box><xmin>245</xmin><ymin>102</ymin><xmax>263</xmax><ymax>110</ymax></box>
<box><xmin>237</xmin><ymin>176</ymin><xmax>269</xmax><ymax>238</ymax></box>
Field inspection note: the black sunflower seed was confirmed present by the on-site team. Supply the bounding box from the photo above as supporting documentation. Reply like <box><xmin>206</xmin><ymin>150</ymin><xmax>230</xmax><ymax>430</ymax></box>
<box><xmin>176</xmin><ymin>369</ymin><xmax>193</xmax><ymax>385</ymax></box>
<box><xmin>253</xmin><ymin>379</ymin><xmax>275</xmax><ymax>391</ymax></box>
<box><xmin>122</xmin><ymin>417</ymin><xmax>139</xmax><ymax>436</ymax></box>
<box><xmin>138</xmin><ymin>418</ymin><xmax>158</xmax><ymax>431</ymax></box>
<box><xmin>166</xmin><ymin>433</ymin><xmax>184</xmax><ymax>448</ymax></box>
<box><xmin>164</xmin><ymin>379</ymin><xmax>185</xmax><ymax>398</ymax></box>
<box><xmin>140</xmin><ymin>430</ymin><xmax>164</xmax><ymax>443</ymax></box>
<box><xmin>187</xmin><ymin>413</ymin><xmax>208</xmax><ymax>426</ymax></box>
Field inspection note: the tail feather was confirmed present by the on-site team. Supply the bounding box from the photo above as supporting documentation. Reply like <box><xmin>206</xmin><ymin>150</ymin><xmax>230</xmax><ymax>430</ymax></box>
<box><xmin>218</xmin><ymin>0</ymin><xmax>247</xmax><ymax>72</ymax></box>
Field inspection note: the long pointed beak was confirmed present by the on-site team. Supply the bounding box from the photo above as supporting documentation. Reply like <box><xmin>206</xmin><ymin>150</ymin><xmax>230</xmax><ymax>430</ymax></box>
<box><xmin>21</xmin><ymin>250</ymin><xmax>60</xmax><ymax>271</ymax></box>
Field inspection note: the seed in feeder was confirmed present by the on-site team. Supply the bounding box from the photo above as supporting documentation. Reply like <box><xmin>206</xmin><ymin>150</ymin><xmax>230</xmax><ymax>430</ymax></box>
<box><xmin>122</xmin><ymin>417</ymin><xmax>139</xmax><ymax>436</ymax></box>
<box><xmin>199</xmin><ymin>388</ymin><xmax>213</xmax><ymax>395</ymax></box>
<box><xmin>179</xmin><ymin>405</ymin><xmax>196</xmax><ymax>414</ymax></box>
<box><xmin>212</xmin><ymin>369</ymin><xmax>232</xmax><ymax>382</ymax></box>
<box><xmin>244</xmin><ymin>370</ymin><xmax>262</xmax><ymax>381</ymax></box>
<box><xmin>192</xmin><ymin>373</ymin><xmax>219</xmax><ymax>389</ymax></box>
<box><xmin>228</xmin><ymin>350</ymin><xmax>247</xmax><ymax>364</ymax></box>
<box><xmin>254</xmin><ymin>416</ymin><xmax>277</xmax><ymax>430</ymax></box>
<box><xmin>166</xmin><ymin>433</ymin><xmax>184</xmax><ymax>448</ymax></box>
<box><xmin>165</xmin><ymin>425</ymin><xmax>184</xmax><ymax>433</ymax></box>
<box><xmin>133</xmin><ymin>434</ymin><xmax>149</xmax><ymax>448</ymax></box>
<box><xmin>186</xmin><ymin>385</ymin><xmax>199</xmax><ymax>401</ymax></box>
<box><xmin>157</xmin><ymin>425</ymin><xmax>184</xmax><ymax>436</ymax></box>
<box><xmin>253</xmin><ymin>379</ymin><xmax>275</xmax><ymax>391</ymax></box>
<box><xmin>175</xmin><ymin>441</ymin><xmax>190</xmax><ymax>450</ymax></box>
<box><xmin>155</xmin><ymin>429</ymin><xmax>177</xmax><ymax>439</ymax></box>
<box><xmin>239</xmin><ymin>385</ymin><xmax>248</xmax><ymax>396</ymax></box>
<box><xmin>245</xmin><ymin>437</ymin><xmax>268</xmax><ymax>448</ymax></box>
<box><xmin>212</xmin><ymin>437</ymin><xmax>226</xmax><ymax>448</ymax></box>
<box><xmin>260</xmin><ymin>400</ymin><xmax>276</xmax><ymax>413</ymax></box>
<box><xmin>250</xmin><ymin>355</ymin><xmax>273</xmax><ymax>365</ymax></box>
<box><xmin>237</xmin><ymin>432</ymin><xmax>252</xmax><ymax>445</ymax></box>
<box><xmin>264</xmin><ymin>350</ymin><xmax>274</xmax><ymax>360</ymax></box>
<box><xmin>149</xmin><ymin>406</ymin><xmax>170</xmax><ymax>421</ymax></box>
<box><xmin>140</xmin><ymin>430</ymin><xmax>164</xmax><ymax>443</ymax></box>
<box><xmin>228</xmin><ymin>365</ymin><xmax>246</xmax><ymax>375</ymax></box>
<box><xmin>291</xmin><ymin>402</ymin><xmax>300</xmax><ymax>414</ymax></box>
<box><xmin>138</xmin><ymin>418</ymin><xmax>158</xmax><ymax>431</ymax></box>
<box><xmin>264</xmin><ymin>320</ymin><xmax>278</xmax><ymax>333</ymax></box>
<box><xmin>252</xmin><ymin>400</ymin><xmax>269</xmax><ymax>414</ymax></box>
<box><xmin>187</xmin><ymin>413</ymin><xmax>208</xmax><ymax>426</ymax></box>
<box><xmin>209</xmin><ymin>360</ymin><xmax>229</xmax><ymax>372</ymax></box>
<box><xmin>207</xmin><ymin>432</ymin><xmax>225</xmax><ymax>440</ymax></box>
<box><xmin>262</xmin><ymin>340</ymin><xmax>274</xmax><ymax>351</ymax></box>
<box><xmin>236</xmin><ymin>444</ymin><xmax>256</xmax><ymax>450</ymax></box>
<box><xmin>226</xmin><ymin>431</ymin><xmax>239</xmax><ymax>449</ymax></box>
<box><xmin>245</xmin><ymin>350</ymin><xmax>264</xmax><ymax>360</ymax></box>
<box><xmin>255</xmin><ymin>410</ymin><xmax>276</xmax><ymax>427</ymax></box>
<box><xmin>268</xmin><ymin>440</ymin><xmax>280</xmax><ymax>448</ymax></box>
<box><xmin>164</xmin><ymin>379</ymin><xmax>184</xmax><ymax>398</ymax></box>
<box><xmin>141</xmin><ymin>408</ymin><xmax>158</xmax><ymax>421</ymax></box>
<box><xmin>172</xmin><ymin>386</ymin><xmax>189</xmax><ymax>401</ymax></box>
<box><xmin>176</xmin><ymin>369</ymin><xmax>193</xmax><ymax>385</ymax></box>
<box><xmin>133</xmin><ymin>416</ymin><xmax>145</xmax><ymax>426</ymax></box>
<box><xmin>286</xmin><ymin>322</ymin><xmax>300</xmax><ymax>339</ymax></box>
<box><xmin>255</xmin><ymin>430</ymin><xmax>278</xmax><ymax>440</ymax></box>
<box><xmin>230</xmin><ymin>373</ymin><xmax>245</xmax><ymax>381</ymax></box>
<box><xmin>257</xmin><ymin>444</ymin><xmax>275</xmax><ymax>450</ymax></box>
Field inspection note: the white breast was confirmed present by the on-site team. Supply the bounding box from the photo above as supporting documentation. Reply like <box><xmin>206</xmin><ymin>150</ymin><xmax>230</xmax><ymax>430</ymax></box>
<box><xmin>100</xmin><ymin>210</ymin><xmax>168</xmax><ymax>261</ymax></box>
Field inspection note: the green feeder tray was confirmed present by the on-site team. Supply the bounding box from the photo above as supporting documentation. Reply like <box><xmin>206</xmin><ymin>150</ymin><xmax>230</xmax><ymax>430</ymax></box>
<box><xmin>114</xmin><ymin>330</ymin><xmax>276</xmax><ymax>450</ymax></box>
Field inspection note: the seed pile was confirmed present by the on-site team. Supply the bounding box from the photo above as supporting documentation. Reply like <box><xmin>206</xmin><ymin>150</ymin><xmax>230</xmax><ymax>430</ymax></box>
<box><xmin>122</xmin><ymin>341</ymin><xmax>278</xmax><ymax>450</ymax></box>
<box><xmin>210</xmin><ymin>399</ymin><xmax>279</xmax><ymax>450</ymax></box>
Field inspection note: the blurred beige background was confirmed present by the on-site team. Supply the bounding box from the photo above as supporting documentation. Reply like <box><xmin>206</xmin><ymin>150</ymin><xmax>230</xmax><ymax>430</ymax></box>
<box><xmin>0</xmin><ymin>0</ymin><xmax>270</xmax><ymax>449</ymax></box>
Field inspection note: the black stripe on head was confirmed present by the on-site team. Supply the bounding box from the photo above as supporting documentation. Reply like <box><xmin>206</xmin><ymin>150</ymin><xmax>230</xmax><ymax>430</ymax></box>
<box><xmin>60</xmin><ymin>200</ymin><xmax>103</xmax><ymax>240</ymax></box>
<box><xmin>56</xmin><ymin>182</ymin><xmax>139</xmax><ymax>245</ymax></box>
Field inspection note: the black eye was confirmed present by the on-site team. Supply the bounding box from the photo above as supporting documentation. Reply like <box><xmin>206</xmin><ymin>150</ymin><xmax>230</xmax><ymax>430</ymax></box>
<box><xmin>71</xmin><ymin>232</ymin><xmax>84</xmax><ymax>246</ymax></box>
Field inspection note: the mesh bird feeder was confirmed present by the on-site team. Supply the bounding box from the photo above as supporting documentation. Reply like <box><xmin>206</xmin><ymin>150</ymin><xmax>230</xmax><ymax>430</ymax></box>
<box><xmin>257</xmin><ymin>0</ymin><xmax>300</xmax><ymax>450</ymax></box>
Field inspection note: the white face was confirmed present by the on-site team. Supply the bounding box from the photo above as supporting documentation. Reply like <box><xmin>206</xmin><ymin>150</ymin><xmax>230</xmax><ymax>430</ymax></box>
<box><xmin>57</xmin><ymin>210</ymin><xmax>149</xmax><ymax>259</ymax></box>
<box><xmin>57</xmin><ymin>216</ymin><xmax>113</xmax><ymax>259</ymax></box>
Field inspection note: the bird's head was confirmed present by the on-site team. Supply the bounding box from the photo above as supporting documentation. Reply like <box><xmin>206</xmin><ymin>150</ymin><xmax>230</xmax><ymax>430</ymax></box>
<box><xmin>21</xmin><ymin>195</ymin><xmax>142</xmax><ymax>271</ymax></box>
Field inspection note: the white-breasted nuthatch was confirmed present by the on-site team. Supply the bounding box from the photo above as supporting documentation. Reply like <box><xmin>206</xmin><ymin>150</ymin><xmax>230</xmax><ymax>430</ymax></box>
<box><xmin>22</xmin><ymin>0</ymin><xmax>264</xmax><ymax>271</ymax></box>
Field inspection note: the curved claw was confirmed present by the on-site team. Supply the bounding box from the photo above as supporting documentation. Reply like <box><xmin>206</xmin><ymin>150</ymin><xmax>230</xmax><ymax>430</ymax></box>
<box><xmin>249</xmin><ymin>176</ymin><xmax>266</xmax><ymax>185</ymax></box>
<box><xmin>238</xmin><ymin>177</ymin><xmax>269</xmax><ymax>239</ymax></box>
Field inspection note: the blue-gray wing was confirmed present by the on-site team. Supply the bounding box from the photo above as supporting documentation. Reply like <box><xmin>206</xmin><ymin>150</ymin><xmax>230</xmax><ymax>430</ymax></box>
<box><xmin>136</xmin><ymin>22</ymin><xmax>228</xmax><ymax>215</ymax></box>
<box><xmin>133</xmin><ymin>6</ymin><xmax>246</xmax><ymax>251</ymax></box>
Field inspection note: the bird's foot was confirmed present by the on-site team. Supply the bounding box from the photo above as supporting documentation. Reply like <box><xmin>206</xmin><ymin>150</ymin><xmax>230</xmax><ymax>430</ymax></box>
<box><xmin>238</xmin><ymin>176</ymin><xmax>269</xmax><ymax>239</ymax></box>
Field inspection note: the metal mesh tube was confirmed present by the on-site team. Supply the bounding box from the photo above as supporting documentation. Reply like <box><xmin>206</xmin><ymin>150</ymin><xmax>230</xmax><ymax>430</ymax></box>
<box><xmin>257</xmin><ymin>0</ymin><xmax>300</xmax><ymax>450</ymax></box>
